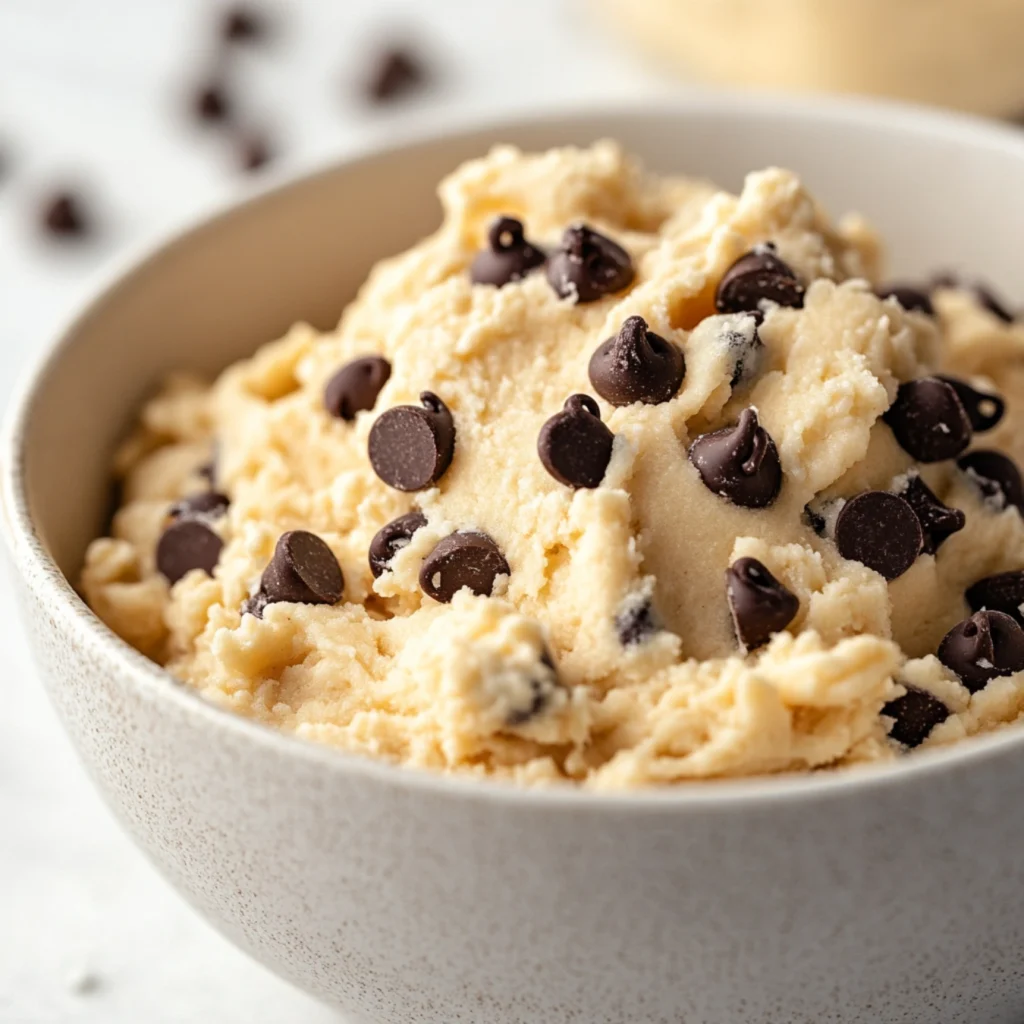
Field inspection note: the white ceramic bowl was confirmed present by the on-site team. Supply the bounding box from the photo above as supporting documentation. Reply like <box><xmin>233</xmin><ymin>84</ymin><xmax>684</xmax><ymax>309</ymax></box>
<box><xmin>5</xmin><ymin>96</ymin><xmax>1024</xmax><ymax>1024</ymax></box>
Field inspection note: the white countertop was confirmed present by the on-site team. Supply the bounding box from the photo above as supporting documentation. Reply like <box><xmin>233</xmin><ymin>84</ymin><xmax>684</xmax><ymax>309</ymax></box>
<box><xmin>0</xmin><ymin>2</ymin><xmax>672</xmax><ymax>1020</ymax></box>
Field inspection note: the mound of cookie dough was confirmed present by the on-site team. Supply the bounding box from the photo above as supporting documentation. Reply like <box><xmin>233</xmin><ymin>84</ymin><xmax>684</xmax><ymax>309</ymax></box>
<box><xmin>82</xmin><ymin>141</ymin><xmax>1024</xmax><ymax>788</ymax></box>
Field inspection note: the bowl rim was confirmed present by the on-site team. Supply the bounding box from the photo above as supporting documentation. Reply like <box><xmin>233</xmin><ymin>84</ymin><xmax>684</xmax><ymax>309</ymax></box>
<box><xmin>7</xmin><ymin>89</ymin><xmax>1024</xmax><ymax>811</ymax></box>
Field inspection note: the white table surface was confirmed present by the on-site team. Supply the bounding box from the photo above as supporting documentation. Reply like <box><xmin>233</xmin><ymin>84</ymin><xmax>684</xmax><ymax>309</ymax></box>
<box><xmin>0</xmin><ymin>2</ymin><xmax>672</xmax><ymax>1021</ymax></box>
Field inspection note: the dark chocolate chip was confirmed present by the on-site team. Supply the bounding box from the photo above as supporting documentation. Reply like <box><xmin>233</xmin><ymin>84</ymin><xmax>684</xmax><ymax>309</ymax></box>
<box><xmin>834</xmin><ymin>491</ymin><xmax>922</xmax><ymax>580</ymax></box>
<box><xmin>722</xmin><ymin>315</ymin><xmax>763</xmax><ymax>387</ymax></box>
<box><xmin>169</xmin><ymin>491</ymin><xmax>230</xmax><ymax>520</ymax></box>
<box><xmin>882</xmin><ymin>685</ymin><xmax>950</xmax><ymax>748</ymax></box>
<box><xmin>419</xmin><ymin>531</ymin><xmax>509</xmax><ymax>603</ymax></box>
<box><xmin>156</xmin><ymin>519</ymin><xmax>224</xmax><ymax>584</ymax></box>
<box><xmin>546</xmin><ymin>224</ymin><xmax>634</xmax><ymax>304</ymax></box>
<box><xmin>896</xmin><ymin>473</ymin><xmax>965</xmax><ymax>555</ymax></box>
<box><xmin>876</xmin><ymin>284</ymin><xmax>934</xmax><ymax>316</ymax></box>
<box><xmin>368</xmin><ymin>510</ymin><xmax>427</xmax><ymax>578</ymax></box>
<box><xmin>192</xmin><ymin>82</ymin><xmax>232</xmax><ymax>124</ymax></box>
<box><xmin>505</xmin><ymin>654</ymin><xmax>559</xmax><ymax>726</ymax></box>
<box><xmin>260</xmin><ymin>530</ymin><xmax>344</xmax><ymax>606</ymax></box>
<box><xmin>966</xmin><ymin>570</ymin><xmax>1024</xmax><ymax>625</ymax></box>
<box><xmin>688</xmin><ymin>408</ymin><xmax>782</xmax><ymax>509</ymax></box>
<box><xmin>364</xmin><ymin>46</ymin><xmax>427</xmax><ymax>103</ymax></box>
<box><xmin>369</xmin><ymin>391</ymin><xmax>455</xmax><ymax>492</ymax></box>
<box><xmin>937</xmin><ymin>609</ymin><xmax>1024</xmax><ymax>693</ymax></box>
<box><xmin>537</xmin><ymin>394</ymin><xmax>614</xmax><ymax>489</ymax></box>
<box><xmin>41</xmin><ymin>191</ymin><xmax>89</xmax><ymax>238</ymax></box>
<box><xmin>238</xmin><ymin>132</ymin><xmax>273</xmax><ymax>172</ymax></box>
<box><xmin>222</xmin><ymin>4</ymin><xmax>266</xmax><ymax>43</ymax></box>
<box><xmin>883</xmin><ymin>378</ymin><xmax>972</xmax><ymax>463</ymax></box>
<box><xmin>932</xmin><ymin>273</ymin><xmax>1015</xmax><ymax>323</ymax></box>
<box><xmin>470</xmin><ymin>216</ymin><xmax>546</xmax><ymax>287</ymax></box>
<box><xmin>241</xmin><ymin>589</ymin><xmax>269</xmax><ymax>619</ymax></box>
<box><xmin>615</xmin><ymin>597</ymin><xmax>659</xmax><ymax>646</ymax></box>
<box><xmin>935</xmin><ymin>375</ymin><xmax>1005</xmax><ymax>433</ymax></box>
<box><xmin>726</xmin><ymin>557</ymin><xmax>799</xmax><ymax>652</ymax></box>
<box><xmin>588</xmin><ymin>316</ymin><xmax>685</xmax><ymax>407</ymax></box>
<box><xmin>715</xmin><ymin>244</ymin><xmax>804</xmax><ymax>314</ymax></box>
<box><xmin>958</xmin><ymin>450</ymin><xmax>1024</xmax><ymax>513</ymax></box>
<box><xmin>803</xmin><ymin>503</ymin><xmax>827</xmax><ymax>536</ymax></box>
<box><xmin>324</xmin><ymin>356</ymin><xmax>392</xmax><ymax>421</ymax></box>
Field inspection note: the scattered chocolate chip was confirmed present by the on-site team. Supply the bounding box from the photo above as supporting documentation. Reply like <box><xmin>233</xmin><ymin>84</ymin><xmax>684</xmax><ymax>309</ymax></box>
<box><xmin>896</xmin><ymin>473</ymin><xmax>965</xmax><ymax>555</ymax></box>
<box><xmin>222</xmin><ymin>4</ymin><xmax>267</xmax><ymax>42</ymax></box>
<box><xmin>546</xmin><ymin>224</ymin><xmax>634</xmax><ymax>304</ymax></box>
<box><xmin>958</xmin><ymin>450</ymin><xmax>1024</xmax><ymax>513</ymax></box>
<box><xmin>537</xmin><ymin>394</ymin><xmax>614</xmax><ymax>489</ymax></box>
<box><xmin>364</xmin><ymin>46</ymin><xmax>427</xmax><ymax>103</ymax></box>
<box><xmin>876</xmin><ymin>284</ymin><xmax>934</xmax><ymax>316</ymax></box>
<box><xmin>369</xmin><ymin>391</ymin><xmax>455</xmax><ymax>492</ymax></box>
<box><xmin>883</xmin><ymin>378</ymin><xmax>972</xmax><ymax>463</ymax></box>
<box><xmin>324</xmin><ymin>356</ymin><xmax>391</xmax><ymax>421</ymax></box>
<box><xmin>368</xmin><ymin>510</ymin><xmax>427</xmax><ymax>578</ymax></box>
<box><xmin>615</xmin><ymin>596</ymin><xmax>659</xmax><ymax>646</ymax></box>
<box><xmin>715</xmin><ymin>243</ymin><xmax>804</xmax><ymax>315</ymax></box>
<box><xmin>882</xmin><ymin>685</ymin><xmax>950</xmax><ymax>748</ymax></box>
<box><xmin>588</xmin><ymin>316</ymin><xmax>685</xmax><ymax>407</ymax></box>
<box><xmin>260</xmin><ymin>530</ymin><xmax>344</xmax><ymax>606</ymax></box>
<box><xmin>721</xmin><ymin>315</ymin><xmax>763</xmax><ymax>387</ymax></box>
<box><xmin>41</xmin><ymin>190</ymin><xmax>89</xmax><ymax>239</ymax></box>
<box><xmin>419</xmin><ymin>531</ymin><xmax>509</xmax><ymax>602</ymax></box>
<box><xmin>192</xmin><ymin>81</ymin><xmax>232</xmax><ymax>124</ymax></box>
<box><xmin>169</xmin><ymin>491</ymin><xmax>230</xmax><ymax>520</ymax></box>
<box><xmin>803</xmin><ymin>504</ymin><xmax>827</xmax><ymax>536</ymax></box>
<box><xmin>935</xmin><ymin>375</ymin><xmax>1005</xmax><ymax>433</ymax></box>
<box><xmin>834</xmin><ymin>491</ymin><xmax>922</xmax><ymax>580</ymax></box>
<box><xmin>470</xmin><ymin>216</ymin><xmax>546</xmax><ymax>287</ymax></box>
<box><xmin>726</xmin><ymin>557</ymin><xmax>799</xmax><ymax>652</ymax></box>
<box><xmin>238</xmin><ymin>132</ymin><xmax>273</xmax><ymax>172</ymax></box>
<box><xmin>966</xmin><ymin>570</ymin><xmax>1024</xmax><ymax>625</ymax></box>
<box><xmin>688</xmin><ymin>408</ymin><xmax>782</xmax><ymax>509</ymax></box>
<box><xmin>932</xmin><ymin>272</ymin><xmax>1015</xmax><ymax>323</ymax></box>
<box><xmin>938</xmin><ymin>609</ymin><xmax>1024</xmax><ymax>693</ymax></box>
<box><xmin>156</xmin><ymin>519</ymin><xmax>224</xmax><ymax>584</ymax></box>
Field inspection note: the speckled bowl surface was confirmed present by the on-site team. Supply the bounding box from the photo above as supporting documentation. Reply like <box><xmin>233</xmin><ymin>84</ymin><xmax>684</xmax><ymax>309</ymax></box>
<box><xmin>5</xmin><ymin>96</ymin><xmax>1024</xmax><ymax>1024</ymax></box>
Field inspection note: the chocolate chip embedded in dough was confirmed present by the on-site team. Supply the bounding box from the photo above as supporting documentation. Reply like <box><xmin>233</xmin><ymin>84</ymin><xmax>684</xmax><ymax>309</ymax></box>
<box><xmin>935</xmin><ymin>375</ymin><xmax>1005</xmax><ymax>433</ymax></box>
<box><xmin>896</xmin><ymin>473</ymin><xmax>965</xmax><ymax>555</ymax></box>
<box><xmin>368</xmin><ymin>511</ymin><xmax>427</xmax><ymax>578</ymax></box>
<box><xmin>688</xmin><ymin>408</ymin><xmax>782</xmax><ymax>509</ymax></box>
<box><xmin>834</xmin><ymin>491</ymin><xmax>923</xmax><ymax>581</ymax></box>
<box><xmin>537</xmin><ymin>394</ymin><xmax>614</xmax><ymax>489</ymax></box>
<box><xmin>882</xmin><ymin>685</ymin><xmax>950</xmax><ymax>748</ymax></box>
<box><xmin>260</xmin><ymin>530</ymin><xmax>344</xmax><ymax>606</ymax></box>
<box><xmin>725</xmin><ymin>557</ymin><xmax>799</xmax><ymax>652</ymax></box>
<box><xmin>965</xmin><ymin>570</ymin><xmax>1024</xmax><ymax>626</ymax></box>
<box><xmin>369</xmin><ymin>391</ymin><xmax>455</xmax><ymax>491</ymax></box>
<box><xmin>169</xmin><ymin>491</ymin><xmax>230</xmax><ymax>520</ymax></box>
<box><xmin>470</xmin><ymin>216</ymin><xmax>546</xmax><ymax>287</ymax></box>
<box><xmin>883</xmin><ymin>378</ymin><xmax>972</xmax><ymax>463</ymax></box>
<box><xmin>588</xmin><ymin>316</ymin><xmax>685</xmax><ymax>407</ymax></box>
<box><xmin>156</xmin><ymin>519</ymin><xmax>224</xmax><ymax>584</ymax></box>
<box><xmin>937</xmin><ymin>609</ymin><xmax>1024</xmax><ymax>693</ymax></box>
<box><xmin>958</xmin><ymin>450</ymin><xmax>1024</xmax><ymax>514</ymax></box>
<box><xmin>715</xmin><ymin>244</ymin><xmax>804</xmax><ymax>314</ymax></box>
<box><xmin>545</xmin><ymin>224</ymin><xmax>634</xmax><ymax>304</ymax></box>
<box><xmin>876</xmin><ymin>284</ymin><xmax>934</xmax><ymax>316</ymax></box>
<box><xmin>419</xmin><ymin>531</ymin><xmax>509</xmax><ymax>603</ymax></box>
<box><xmin>324</xmin><ymin>356</ymin><xmax>392</xmax><ymax>421</ymax></box>
<box><xmin>615</xmin><ymin>596</ymin><xmax>659</xmax><ymax>647</ymax></box>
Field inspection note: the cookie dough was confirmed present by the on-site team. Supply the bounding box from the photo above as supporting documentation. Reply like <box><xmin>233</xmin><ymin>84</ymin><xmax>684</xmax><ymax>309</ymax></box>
<box><xmin>82</xmin><ymin>141</ymin><xmax>1024</xmax><ymax>789</ymax></box>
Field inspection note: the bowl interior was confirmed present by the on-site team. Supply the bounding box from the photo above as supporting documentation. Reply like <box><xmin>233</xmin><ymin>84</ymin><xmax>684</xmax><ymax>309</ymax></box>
<box><xmin>13</xmin><ymin>97</ymin><xmax>1024</xmax><ymax>580</ymax></box>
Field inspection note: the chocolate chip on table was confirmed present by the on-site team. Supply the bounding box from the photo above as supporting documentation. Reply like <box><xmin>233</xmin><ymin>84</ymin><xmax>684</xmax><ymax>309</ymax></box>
<box><xmin>238</xmin><ymin>132</ymin><xmax>273</xmax><ymax>172</ymax></box>
<box><xmin>588</xmin><ymin>316</ymin><xmax>685</xmax><ymax>407</ymax></box>
<box><xmin>882</xmin><ymin>685</ymin><xmax>950</xmax><ymax>748</ymax></box>
<box><xmin>324</xmin><ymin>356</ymin><xmax>391</xmax><ymax>420</ymax></box>
<box><xmin>935</xmin><ymin>375</ymin><xmax>1005</xmax><ymax>433</ymax></box>
<box><xmin>688</xmin><ymin>408</ymin><xmax>782</xmax><ymax>509</ymax></box>
<box><xmin>156</xmin><ymin>520</ymin><xmax>224</xmax><ymax>584</ymax></box>
<box><xmin>834</xmin><ymin>491</ymin><xmax>923</xmax><ymax>580</ymax></box>
<box><xmin>966</xmin><ymin>570</ymin><xmax>1024</xmax><ymax>625</ymax></box>
<box><xmin>883</xmin><ymin>378</ymin><xmax>972</xmax><ymax>463</ymax></box>
<box><xmin>169</xmin><ymin>491</ymin><xmax>230</xmax><ymax>520</ymax></box>
<box><xmin>364</xmin><ymin>46</ymin><xmax>427</xmax><ymax>103</ymax></box>
<box><xmin>369</xmin><ymin>391</ymin><xmax>455</xmax><ymax>492</ymax></box>
<box><xmin>537</xmin><ymin>395</ymin><xmax>614</xmax><ymax>489</ymax></box>
<box><xmin>546</xmin><ymin>224</ymin><xmax>634</xmax><ymax>304</ymax></box>
<box><xmin>470</xmin><ymin>216</ymin><xmax>546</xmax><ymax>287</ymax></box>
<box><xmin>41</xmin><ymin>190</ymin><xmax>90</xmax><ymax>239</ymax></box>
<box><xmin>419</xmin><ymin>531</ymin><xmax>509</xmax><ymax>603</ymax></box>
<box><xmin>726</xmin><ymin>557</ymin><xmax>799</xmax><ymax>652</ymax></box>
<box><xmin>957</xmin><ymin>450</ymin><xmax>1024</xmax><ymax>513</ymax></box>
<box><xmin>259</xmin><ymin>530</ymin><xmax>344</xmax><ymax>606</ymax></box>
<box><xmin>896</xmin><ymin>472</ymin><xmax>965</xmax><ymax>555</ymax></box>
<box><xmin>715</xmin><ymin>243</ymin><xmax>805</xmax><ymax>315</ymax></box>
<box><xmin>192</xmin><ymin>81</ymin><xmax>233</xmax><ymax>124</ymax></box>
<box><xmin>368</xmin><ymin>510</ymin><xmax>427</xmax><ymax>578</ymax></box>
<box><xmin>876</xmin><ymin>284</ymin><xmax>934</xmax><ymax>316</ymax></box>
<box><xmin>938</xmin><ymin>609</ymin><xmax>1024</xmax><ymax>693</ymax></box>
<box><xmin>221</xmin><ymin>4</ymin><xmax>267</xmax><ymax>43</ymax></box>
<box><xmin>615</xmin><ymin>596</ymin><xmax>659</xmax><ymax>646</ymax></box>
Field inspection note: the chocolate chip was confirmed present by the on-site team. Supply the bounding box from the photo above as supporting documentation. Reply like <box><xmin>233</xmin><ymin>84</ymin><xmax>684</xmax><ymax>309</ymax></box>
<box><xmin>419</xmin><ymin>531</ymin><xmax>509</xmax><ymax>602</ymax></box>
<box><xmin>615</xmin><ymin>596</ymin><xmax>659</xmax><ymax>646</ymax></box>
<box><xmin>883</xmin><ymin>378</ymin><xmax>972</xmax><ymax>463</ymax></box>
<box><xmin>882</xmin><ymin>685</ymin><xmax>950</xmax><ymax>748</ymax></box>
<box><xmin>966</xmin><ymin>571</ymin><xmax>1024</xmax><ymax>625</ymax></box>
<box><xmin>935</xmin><ymin>375</ymin><xmax>1005</xmax><ymax>433</ymax></box>
<box><xmin>41</xmin><ymin>190</ymin><xmax>89</xmax><ymax>239</ymax></box>
<box><xmin>156</xmin><ymin>519</ymin><xmax>224</xmax><ymax>584</ymax></box>
<box><xmin>324</xmin><ymin>356</ymin><xmax>391</xmax><ymax>420</ymax></box>
<box><xmin>368</xmin><ymin>511</ymin><xmax>427</xmax><ymax>578</ymax></box>
<box><xmin>198</xmin><ymin>447</ymin><xmax>218</xmax><ymax>485</ymax></box>
<box><xmin>834</xmin><ymin>491</ymin><xmax>922</xmax><ymax>580</ymax></box>
<box><xmin>938</xmin><ymin>609</ymin><xmax>1024</xmax><ymax>693</ymax></box>
<box><xmin>222</xmin><ymin>4</ymin><xmax>266</xmax><ymax>43</ymax></box>
<box><xmin>688</xmin><ymin>408</ymin><xmax>782</xmax><ymax>508</ymax></box>
<box><xmin>470</xmin><ymin>216</ymin><xmax>546</xmax><ymax>287</ymax></box>
<box><xmin>876</xmin><ymin>284</ymin><xmax>934</xmax><ymax>316</ymax></box>
<box><xmin>505</xmin><ymin>653</ymin><xmax>560</xmax><ymax>726</ymax></box>
<box><xmin>726</xmin><ymin>557</ymin><xmax>799</xmax><ymax>652</ymax></box>
<box><xmin>260</xmin><ymin>530</ymin><xmax>344</xmax><ymax>606</ymax></box>
<box><xmin>364</xmin><ymin>46</ymin><xmax>427</xmax><ymax>103</ymax></box>
<box><xmin>803</xmin><ymin>504</ymin><xmax>827</xmax><ymax>536</ymax></box>
<box><xmin>721</xmin><ymin>315</ymin><xmax>763</xmax><ymax>387</ymax></box>
<box><xmin>241</xmin><ymin>589</ymin><xmax>269</xmax><ymax>619</ymax></box>
<box><xmin>958</xmin><ymin>450</ymin><xmax>1024</xmax><ymax>513</ymax></box>
<box><xmin>933</xmin><ymin>273</ymin><xmax>1015</xmax><ymax>323</ymax></box>
<box><xmin>192</xmin><ymin>82</ymin><xmax>232</xmax><ymax>124</ymax></box>
<box><xmin>715</xmin><ymin>244</ymin><xmax>805</xmax><ymax>315</ymax></box>
<box><xmin>588</xmin><ymin>316</ymin><xmax>685</xmax><ymax>407</ymax></box>
<box><xmin>537</xmin><ymin>395</ymin><xmax>614</xmax><ymax>489</ymax></box>
<box><xmin>238</xmin><ymin>132</ymin><xmax>272</xmax><ymax>172</ymax></box>
<box><xmin>896</xmin><ymin>473</ymin><xmax>965</xmax><ymax>555</ymax></box>
<box><xmin>546</xmin><ymin>224</ymin><xmax>634</xmax><ymax>304</ymax></box>
<box><xmin>169</xmin><ymin>491</ymin><xmax>230</xmax><ymax>520</ymax></box>
<box><xmin>369</xmin><ymin>391</ymin><xmax>455</xmax><ymax>492</ymax></box>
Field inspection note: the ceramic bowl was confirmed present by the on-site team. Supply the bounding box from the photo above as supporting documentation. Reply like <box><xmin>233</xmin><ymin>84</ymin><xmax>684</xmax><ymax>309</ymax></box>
<box><xmin>5</xmin><ymin>96</ymin><xmax>1024</xmax><ymax>1024</ymax></box>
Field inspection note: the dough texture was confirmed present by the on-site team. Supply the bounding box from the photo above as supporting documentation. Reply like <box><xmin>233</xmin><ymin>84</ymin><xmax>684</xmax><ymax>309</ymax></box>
<box><xmin>82</xmin><ymin>141</ymin><xmax>1024</xmax><ymax>788</ymax></box>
